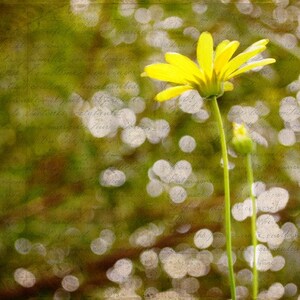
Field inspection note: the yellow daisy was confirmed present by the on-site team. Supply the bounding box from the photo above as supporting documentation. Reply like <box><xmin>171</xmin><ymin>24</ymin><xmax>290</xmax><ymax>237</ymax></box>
<box><xmin>142</xmin><ymin>32</ymin><xmax>275</xmax><ymax>101</ymax></box>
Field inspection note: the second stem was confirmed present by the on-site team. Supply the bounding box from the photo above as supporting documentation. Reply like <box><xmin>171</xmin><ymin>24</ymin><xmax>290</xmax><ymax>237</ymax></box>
<box><xmin>211</xmin><ymin>96</ymin><xmax>236</xmax><ymax>300</ymax></box>
<box><xmin>246</xmin><ymin>153</ymin><xmax>258</xmax><ymax>299</ymax></box>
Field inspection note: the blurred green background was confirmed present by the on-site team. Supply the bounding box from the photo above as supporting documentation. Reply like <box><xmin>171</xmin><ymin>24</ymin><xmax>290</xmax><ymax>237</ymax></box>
<box><xmin>0</xmin><ymin>0</ymin><xmax>300</xmax><ymax>299</ymax></box>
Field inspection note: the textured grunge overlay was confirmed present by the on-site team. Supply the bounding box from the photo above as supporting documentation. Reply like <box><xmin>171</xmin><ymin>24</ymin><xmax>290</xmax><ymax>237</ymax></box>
<box><xmin>0</xmin><ymin>1</ymin><xmax>299</xmax><ymax>299</ymax></box>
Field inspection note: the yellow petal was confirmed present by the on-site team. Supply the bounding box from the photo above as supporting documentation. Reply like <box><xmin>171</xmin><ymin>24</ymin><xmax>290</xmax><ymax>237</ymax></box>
<box><xmin>155</xmin><ymin>85</ymin><xmax>193</xmax><ymax>102</ymax></box>
<box><xmin>165</xmin><ymin>52</ymin><xmax>205</xmax><ymax>84</ymax></box>
<box><xmin>214</xmin><ymin>41</ymin><xmax>240</xmax><ymax>75</ymax></box>
<box><xmin>233</xmin><ymin>122</ymin><xmax>248</xmax><ymax>136</ymax></box>
<box><xmin>214</xmin><ymin>40</ymin><xmax>230</xmax><ymax>59</ymax></box>
<box><xmin>197</xmin><ymin>32</ymin><xmax>214</xmax><ymax>79</ymax></box>
<box><xmin>221</xmin><ymin>45</ymin><xmax>266</xmax><ymax>80</ymax></box>
<box><xmin>246</xmin><ymin>39</ymin><xmax>269</xmax><ymax>51</ymax></box>
<box><xmin>227</xmin><ymin>58</ymin><xmax>276</xmax><ymax>79</ymax></box>
<box><xmin>144</xmin><ymin>63</ymin><xmax>188</xmax><ymax>84</ymax></box>
<box><xmin>223</xmin><ymin>81</ymin><xmax>234</xmax><ymax>91</ymax></box>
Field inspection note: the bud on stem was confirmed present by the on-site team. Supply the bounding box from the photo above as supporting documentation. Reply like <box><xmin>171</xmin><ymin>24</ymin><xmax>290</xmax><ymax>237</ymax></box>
<box><xmin>232</xmin><ymin>123</ymin><xmax>255</xmax><ymax>155</ymax></box>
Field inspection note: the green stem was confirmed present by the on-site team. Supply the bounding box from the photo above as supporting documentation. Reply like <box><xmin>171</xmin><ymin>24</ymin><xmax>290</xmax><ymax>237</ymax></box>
<box><xmin>211</xmin><ymin>96</ymin><xmax>236</xmax><ymax>300</ymax></box>
<box><xmin>246</xmin><ymin>153</ymin><xmax>258</xmax><ymax>299</ymax></box>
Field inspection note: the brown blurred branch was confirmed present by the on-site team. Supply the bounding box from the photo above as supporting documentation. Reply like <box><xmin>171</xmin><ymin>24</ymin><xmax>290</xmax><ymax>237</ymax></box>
<box><xmin>0</xmin><ymin>196</ymin><xmax>222</xmax><ymax>299</ymax></box>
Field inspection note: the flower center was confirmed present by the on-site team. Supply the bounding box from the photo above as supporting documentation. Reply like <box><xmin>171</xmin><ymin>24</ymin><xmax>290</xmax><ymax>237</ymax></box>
<box><xmin>197</xmin><ymin>71</ymin><xmax>223</xmax><ymax>99</ymax></box>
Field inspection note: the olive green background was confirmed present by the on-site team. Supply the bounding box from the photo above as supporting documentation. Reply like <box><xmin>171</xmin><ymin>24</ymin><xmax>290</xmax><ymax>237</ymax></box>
<box><xmin>0</xmin><ymin>1</ymin><xmax>299</xmax><ymax>299</ymax></box>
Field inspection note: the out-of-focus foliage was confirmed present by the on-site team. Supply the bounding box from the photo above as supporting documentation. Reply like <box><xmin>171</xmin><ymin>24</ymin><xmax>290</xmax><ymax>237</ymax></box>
<box><xmin>0</xmin><ymin>0</ymin><xmax>300</xmax><ymax>299</ymax></box>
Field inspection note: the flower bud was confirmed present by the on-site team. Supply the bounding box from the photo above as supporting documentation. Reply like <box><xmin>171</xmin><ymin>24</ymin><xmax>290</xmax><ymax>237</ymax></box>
<box><xmin>232</xmin><ymin>123</ymin><xmax>254</xmax><ymax>155</ymax></box>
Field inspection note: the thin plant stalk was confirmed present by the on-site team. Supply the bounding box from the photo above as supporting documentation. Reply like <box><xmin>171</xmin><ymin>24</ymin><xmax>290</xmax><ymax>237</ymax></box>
<box><xmin>211</xmin><ymin>96</ymin><xmax>236</xmax><ymax>300</ymax></box>
<box><xmin>246</xmin><ymin>153</ymin><xmax>258</xmax><ymax>299</ymax></box>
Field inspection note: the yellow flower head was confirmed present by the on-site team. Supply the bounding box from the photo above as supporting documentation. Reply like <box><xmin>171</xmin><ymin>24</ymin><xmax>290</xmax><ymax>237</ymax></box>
<box><xmin>142</xmin><ymin>32</ymin><xmax>275</xmax><ymax>101</ymax></box>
